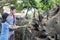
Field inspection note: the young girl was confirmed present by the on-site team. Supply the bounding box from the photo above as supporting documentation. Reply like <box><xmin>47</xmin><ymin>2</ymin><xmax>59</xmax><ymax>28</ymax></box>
<box><xmin>0</xmin><ymin>13</ymin><xmax>19</xmax><ymax>40</ymax></box>
<box><xmin>0</xmin><ymin>13</ymin><xmax>10</xmax><ymax>40</ymax></box>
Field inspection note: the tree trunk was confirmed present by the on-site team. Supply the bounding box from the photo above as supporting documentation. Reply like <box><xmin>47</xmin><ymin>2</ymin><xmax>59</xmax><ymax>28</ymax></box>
<box><xmin>25</xmin><ymin>9</ymin><xmax>29</xmax><ymax>19</ymax></box>
<box><xmin>0</xmin><ymin>6</ymin><xmax>3</xmax><ymax>14</ymax></box>
<box><xmin>33</xmin><ymin>8</ymin><xmax>35</xmax><ymax>19</ymax></box>
<box><xmin>46</xmin><ymin>11</ymin><xmax>49</xmax><ymax>20</ymax></box>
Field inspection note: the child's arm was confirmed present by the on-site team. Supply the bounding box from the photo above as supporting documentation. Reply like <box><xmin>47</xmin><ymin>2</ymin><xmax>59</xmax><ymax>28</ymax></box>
<box><xmin>9</xmin><ymin>25</ymin><xmax>20</xmax><ymax>29</ymax></box>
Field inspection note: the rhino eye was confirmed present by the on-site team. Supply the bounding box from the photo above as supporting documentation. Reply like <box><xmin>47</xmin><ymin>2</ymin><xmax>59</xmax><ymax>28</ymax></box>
<box><xmin>55</xmin><ymin>21</ymin><xmax>58</xmax><ymax>24</ymax></box>
<box><xmin>51</xmin><ymin>36</ymin><xmax>54</xmax><ymax>38</ymax></box>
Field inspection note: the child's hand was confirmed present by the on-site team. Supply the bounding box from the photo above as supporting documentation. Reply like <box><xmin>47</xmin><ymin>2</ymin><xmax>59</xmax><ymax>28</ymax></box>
<box><xmin>9</xmin><ymin>25</ymin><xmax>20</xmax><ymax>30</ymax></box>
<box><xmin>13</xmin><ymin>25</ymin><xmax>20</xmax><ymax>29</ymax></box>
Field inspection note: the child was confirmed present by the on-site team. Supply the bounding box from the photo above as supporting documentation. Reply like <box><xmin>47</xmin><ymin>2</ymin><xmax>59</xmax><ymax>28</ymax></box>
<box><xmin>0</xmin><ymin>13</ymin><xmax>19</xmax><ymax>40</ymax></box>
<box><xmin>8</xmin><ymin>6</ymin><xmax>16</xmax><ymax>40</ymax></box>
<box><xmin>0</xmin><ymin>13</ymin><xmax>10</xmax><ymax>40</ymax></box>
